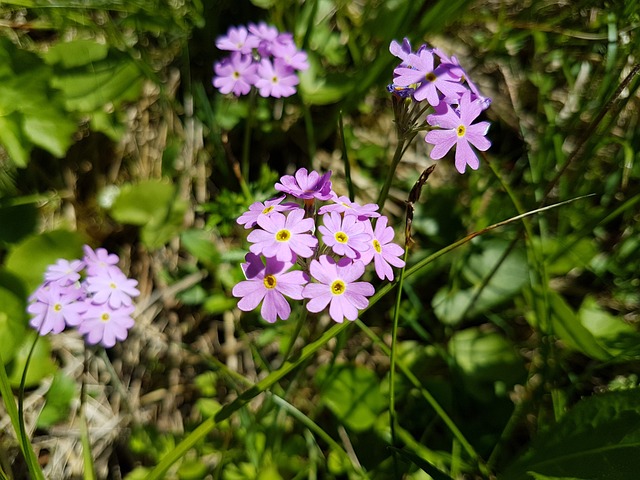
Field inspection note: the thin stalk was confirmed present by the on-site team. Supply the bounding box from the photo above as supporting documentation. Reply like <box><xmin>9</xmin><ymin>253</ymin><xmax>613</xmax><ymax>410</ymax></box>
<box><xmin>338</xmin><ymin>111</ymin><xmax>355</xmax><ymax>201</ymax></box>
<box><xmin>376</xmin><ymin>138</ymin><xmax>406</xmax><ymax>209</ymax></box>
<box><xmin>17</xmin><ymin>335</ymin><xmax>46</xmax><ymax>480</ymax></box>
<box><xmin>302</xmin><ymin>102</ymin><xmax>316</xmax><ymax>164</ymax></box>
<box><xmin>241</xmin><ymin>89</ymin><xmax>257</xmax><ymax>185</ymax></box>
<box><xmin>388</xmin><ymin>244</ymin><xmax>410</xmax><ymax>478</ymax></box>
<box><xmin>276</xmin><ymin>304</ymin><xmax>309</xmax><ymax>369</ymax></box>
<box><xmin>80</xmin><ymin>347</ymin><xmax>96</xmax><ymax>480</ymax></box>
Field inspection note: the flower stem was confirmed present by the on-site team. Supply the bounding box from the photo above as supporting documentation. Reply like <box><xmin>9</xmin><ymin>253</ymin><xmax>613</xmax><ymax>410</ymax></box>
<box><xmin>376</xmin><ymin>137</ymin><xmax>406</xmax><ymax>210</ymax></box>
<box><xmin>241</xmin><ymin>89</ymin><xmax>257</xmax><ymax>185</ymax></box>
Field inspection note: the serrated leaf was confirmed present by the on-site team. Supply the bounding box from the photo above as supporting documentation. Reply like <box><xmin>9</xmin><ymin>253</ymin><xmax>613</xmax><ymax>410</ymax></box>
<box><xmin>501</xmin><ymin>390</ymin><xmax>640</xmax><ymax>480</ymax></box>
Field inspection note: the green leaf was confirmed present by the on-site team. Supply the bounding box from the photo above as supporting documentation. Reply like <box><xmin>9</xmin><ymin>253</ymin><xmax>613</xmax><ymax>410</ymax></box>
<box><xmin>0</xmin><ymin>202</ymin><xmax>38</xmax><ymax>245</ymax></box>
<box><xmin>22</xmin><ymin>104</ymin><xmax>77</xmax><ymax>157</ymax></box>
<box><xmin>388</xmin><ymin>446</ymin><xmax>454</xmax><ymax>480</ymax></box>
<box><xmin>37</xmin><ymin>372</ymin><xmax>77</xmax><ymax>428</ymax></box>
<box><xmin>109</xmin><ymin>180</ymin><xmax>176</xmax><ymax>226</ymax></box>
<box><xmin>0</xmin><ymin>114</ymin><xmax>30</xmax><ymax>167</ymax></box>
<box><xmin>180</xmin><ymin>229</ymin><xmax>220</xmax><ymax>265</ymax></box>
<box><xmin>8</xmin><ymin>333</ymin><xmax>57</xmax><ymax>388</ymax></box>
<box><xmin>4</xmin><ymin>230</ymin><xmax>86</xmax><ymax>293</ymax></box>
<box><xmin>43</xmin><ymin>39</ymin><xmax>109</xmax><ymax>68</ymax></box>
<box><xmin>464</xmin><ymin>240</ymin><xmax>529</xmax><ymax>296</ymax></box>
<box><xmin>316</xmin><ymin>364</ymin><xmax>387</xmax><ymax>432</ymax></box>
<box><xmin>501</xmin><ymin>389</ymin><xmax>640</xmax><ymax>480</ymax></box>
<box><xmin>0</xmin><ymin>284</ymin><xmax>27</xmax><ymax>365</ymax></box>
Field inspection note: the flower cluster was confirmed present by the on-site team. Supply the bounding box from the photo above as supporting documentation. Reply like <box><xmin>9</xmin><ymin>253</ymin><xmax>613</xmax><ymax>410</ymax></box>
<box><xmin>388</xmin><ymin>38</ymin><xmax>492</xmax><ymax>174</ymax></box>
<box><xmin>213</xmin><ymin>22</ymin><xmax>309</xmax><ymax>98</ymax></box>
<box><xmin>233</xmin><ymin>169</ymin><xmax>405</xmax><ymax>324</ymax></box>
<box><xmin>27</xmin><ymin>246</ymin><xmax>139</xmax><ymax>348</ymax></box>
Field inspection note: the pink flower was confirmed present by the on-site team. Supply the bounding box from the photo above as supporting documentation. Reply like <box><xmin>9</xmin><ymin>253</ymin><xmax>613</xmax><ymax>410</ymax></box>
<box><xmin>27</xmin><ymin>284</ymin><xmax>87</xmax><ymax>334</ymax></box>
<box><xmin>393</xmin><ymin>49</ymin><xmax>467</xmax><ymax>106</ymax></box>
<box><xmin>318</xmin><ymin>212</ymin><xmax>372</xmax><ymax>259</ymax></box>
<box><xmin>318</xmin><ymin>195</ymin><xmax>380</xmax><ymax>220</ymax></box>
<box><xmin>425</xmin><ymin>91</ymin><xmax>491</xmax><ymax>174</ymax></box>
<box><xmin>359</xmin><ymin>216</ymin><xmax>406</xmax><ymax>281</ymax></box>
<box><xmin>271</xmin><ymin>40</ymin><xmax>309</xmax><ymax>71</ymax></box>
<box><xmin>78</xmin><ymin>304</ymin><xmax>135</xmax><ymax>348</ymax></box>
<box><xmin>274</xmin><ymin>168</ymin><xmax>333</xmax><ymax>201</ymax></box>
<box><xmin>247</xmin><ymin>209</ymin><xmax>317</xmax><ymax>262</ymax></box>
<box><xmin>232</xmin><ymin>253</ymin><xmax>308</xmax><ymax>323</ymax></box>
<box><xmin>302</xmin><ymin>256</ymin><xmax>374</xmax><ymax>323</ymax></box>
<box><xmin>254</xmin><ymin>58</ymin><xmax>300</xmax><ymax>98</ymax></box>
<box><xmin>85</xmin><ymin>268</ymin><xmax>140</xmax><ymax>309</ymax></box>
<box><xmin>215</xmin><ymin>25</ymin><xmax>260</xmax><ymax>54</ymax></box>
<box><xmin>213</xmin><ymin>52</ymin><xmax>258</xmax><ymax>96</ymax></box>
<box><xmin>44</xmin><ymin>258</ymin><xmax>85</xmax><ymax>286</ymax></box>
<box><xmin>236</xmin><ymin>195</ymin><xmax>297</xmax><ymax>229</ymax></box>
<box><xmin>83</xmin><ymin>245</ymin><xmax>120</xmax><ymax>276</ymax></box>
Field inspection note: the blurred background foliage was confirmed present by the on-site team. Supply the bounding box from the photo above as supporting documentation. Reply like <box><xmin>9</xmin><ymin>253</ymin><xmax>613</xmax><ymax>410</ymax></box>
<box><xmin>0</xmin><ymin>0</ymin><xmax>640</xmax><ymax>479</ymax></box>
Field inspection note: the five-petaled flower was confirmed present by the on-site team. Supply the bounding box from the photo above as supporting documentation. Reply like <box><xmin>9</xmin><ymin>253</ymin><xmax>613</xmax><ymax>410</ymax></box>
<box><xmin>247</xmin><ymin>209</ymin><xmax>317</xmax><ymax>262</ymax></box>
<box><xmin>359</xmin><ymin>216</ymin><xmax>406</xmax><ymax>281</ymax></box>
<box><xmin>318</xmin><ymin>212</ymin><xmax>372</xmax><ymax>260</ymax></box>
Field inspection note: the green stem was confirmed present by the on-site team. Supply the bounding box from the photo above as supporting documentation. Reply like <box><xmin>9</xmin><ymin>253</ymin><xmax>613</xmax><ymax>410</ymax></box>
<box><xmin>338</xmin><ymin>111</ymin><xmax>355</xmax><ymax>201</ymax></box>
<box><xmin>376</xmin><ymin>138</ymin><xmax>406</xmax><ymax>210</ymax></box>
<box><xmin>241</xmin><ymin>89</ymin><xmax>257</xmax><ymax>185</ymax></box>
<box><xmin>302</xmin><ymin>102</ymin><xmax>316</xmax><ymax>164</ymax></box>
<box><xmin>17</xmin><ymin>334</ymin><xmax>46</xmax><ymax>480</ymax></box>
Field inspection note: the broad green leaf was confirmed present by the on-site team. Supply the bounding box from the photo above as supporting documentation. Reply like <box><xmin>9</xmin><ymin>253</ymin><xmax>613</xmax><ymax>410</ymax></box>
<box><xmin>0</xmin><ymin>285</ymin><xmax>27</xmax><ymax>365</ymax></box>
<box><xmin>0</xmin><ymin>114</ymin><xmax>30</xmax><ymax>167</ymax></box>
<box><xmin>546</xmin><ymin>292</ymin><xmax>610</xmax><ymax>361</ymax></box>
<box><xmin>22</xmin><ymin>104</ymin><xmax>77</xmax><ymax>157</ymax></box>
<box><xmin>0</xmin><ymin>202</ymin><xmax>38</xmax><ymax>245</ymax></box>
<box><xmin>5</xmin><ymin>230</ymin><xmax>86</xmax><ymax>293</ymax></box>
<box><xmin>109</xmin><ymin>180</ymin><xmax>176</xmax><ymax>226</ymax></box>
<box><xmin>140</xmin><ymin>199</ymin><xmax>187</xmax><ymax>249</ymax></box>
<box><xmin>180</xmin><ymin>229</ymin><xmax>220</xmax><ymax>265</ymax></box>
<box><xmin>8</xmin><ymin>332</ymin><xmax>56</xmax><ymax>388</ymax></box>
<box><xmin>464</xmin><ymin>239</ymin><xmax>528</xmax><ymax>296</ymax></box>
<box><xmin>43</xmin><ymin>39</ymin><xmax>109</xmax><ymax>68</ymax></box>
<box><xmin>37</xmin><ymin>372</ymin><xmax>76</xmax><ymax>428</ymax></box>
<box><xmin>501</xmin><ymin>389</ymin><xmax>640</xmax><ymax>480</ymax></box>
<box><xmin>578</xmin><ymin>296</ymin><xmax>640</xmax><ymax>359</ymax></box>
<box><xmin>316</xmin><ymin>364</ymin><xmax>387</xmax><ymax>432</ymax></box>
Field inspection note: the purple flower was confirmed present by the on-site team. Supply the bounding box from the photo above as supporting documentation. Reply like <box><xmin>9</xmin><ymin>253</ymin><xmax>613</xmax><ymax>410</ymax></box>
<box><xmin>213</xmin><ymin>52</ymin><xmax>258</xmax><ymax>96</ymax></box>
<box><xmin>44</xmin><ymin>258</ymin><xmax>85</xmax><ymax>286</ymax></box>
<box><xmin>302</xmin><ymin>256</ymin><xmax>374</xmax><ymax>323</ymax></box>
<box><xmin>83</xmin><ymin>245</ymin><xmax>120</xmax><ymax>276</ymax></box>
<box><xmin>247</xmin><ymin>209</ymin><xmax>317</xmax><ymax>262</ymax></box>
<box><xmin>425</xmin><ymin>91</ymin><xmax>491</xmax><ymax>173</ymax></box>
<box><xmin>215</xmin><ymin>25</ymin><xmax>260</xmax><ymax>54</ymax></box>
<box><xmin>359</xmin><ymin>216</ymin><xmax>406</xmax><ymax>281</ymax></box>
<box><xmin>318</xmin><ymin>212</ymin><xmax>372</xmax><ymax>259</ymax></box>
<box><xmin>271</xmin><ymin>40</ymin><xmax>309</xmax><ymax>71</ymax></box>
<box><xmin>237</xmin><ymin>195</ymin><xmax>298</xmax><ymax>229</ymax></box>
<box><xmin>393</xmin><ymin>49</ymin><xmax>467</xmax><ymax>106</ymax></box>
<box><xmin>274</xmin><ymin>168</ymin><xmax>333</xmax><ymax>201</ymax></box>
<box><xmin>318</xmin><ymin>195</ymin><xmax>380</xmax><ymax>220</ymax></box>
<box><xmin>78</xmin><ymin>304</ymin><xmax>135</xmax><ymax>348</ymax></box>
<box><xmin>389</xmin><ymin>38</ymin><xmax>414</xmax><ymax>64</ymax></box>
<box><xmin>232</xmin><ymin>253</ymin><xmax>308</xmax><ymax>323</ymax></box>
<box><xmin>254</xmin><ymin>58</ymin><xmax>300</xmax><ymax>98</ymax></box>
<box><xmin>85</xmin><ymin>268</ymin><xmax>140</xmax><ymax>309</ymax></box>
<box><xmin>27</xmin><ymin>284</ymin><xmax>87</xmax><ymax>335</ymax></box>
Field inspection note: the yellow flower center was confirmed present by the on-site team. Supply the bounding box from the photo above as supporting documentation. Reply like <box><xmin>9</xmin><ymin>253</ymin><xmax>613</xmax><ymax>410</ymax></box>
<box><xmin>262</xmin><ymin>206</ymin><xmax>275</xmax><ymax>214</ymax></box>
<box><xmin>263</xmin><ymin>275</ymin><xmax>277</xmax><ymax>289</ymax></box>
<box><xmin>53</xmin><ymin>303</ymin><xmax>62</xmax><ymax>312</ymax></box>
<box><xmin>272</xmin><ymin>76</ymin><xmax>278</xmax><ymax>83</ymax></box>
<box><xmin>373</xmin><ymin>239</ymin><xmax>382</xmax><ymax>253</ymax></box>
<box><xmin>233</xmin><ymin>71</ymin><xmax>240</xmax><ymax>79</ymax></box>
<box><xmin>110</xmin><ymin>282</ymin><xmax>117</xmax><ymax>290</ymax></box>
<box><xmin>335</xmin><ymin>231</ymin><xmax>349</xmax><ymax>244</ymax></box>
<box><xmin>457</xmin><ymin>125</ymin><xmax>466</xmax><ymax>137</ymax></box>
<box><xmin>276</xmin><ymin>229</ymin><xmax>291</xmax><ymax>242</ymax></box>
<box><xmin>101</xmin><ymin>313</ymin><xmax>110</xmax><ymax>322</ymax></box>
<box><xmin>425</xmin><ymin>72</ymin><xmax>437</xmax><ymax>82</ymax></box>
<box><xmin>330</xmin><ymin>280</ymin><xmax>346</xmax><ymax>295</ymax></box>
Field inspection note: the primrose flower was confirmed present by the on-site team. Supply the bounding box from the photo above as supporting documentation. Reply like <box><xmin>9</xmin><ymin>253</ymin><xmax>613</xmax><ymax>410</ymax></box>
<box><xmin>318</xmin><ymin>212</ymin><xmax>372</xmax><ymax>260</ymax></box>
<box><xmin>232</xmin><ymin>253</ymin><xmax>308</xmax><ymax>323</ymax></box>
<box><xmin>247</xmin><ymin>209</ymin><xmax>317</xmax><ymax>262</ymax></box>
<box><xmin>425</xmin><ymin>91</ymin><xmax>491</xmax><ymax>173</ymax></box>
<box><xmin>318</xmin><ymin>195</ymin><xmax>380</xmax><ymax>220</ymax></box>
<box><xmin>44</xmin><ymin>258</ymin><xmax>85</xmax><ymax>286</ymax></box>
<box><xmin>359</xmin><ymin>216</ymin><xmax>406</xmax><ymax>281</ymax></box>
<box><xmin>83</xmin><ymin>245</ymin><xmax>120</xmax><ymax>276</ymax></box>
<box><xmin>237</xmin><ymin>195</ymin><xmax>297</xmax><ymax>229</ymax></box>
<box><xmin>213</xmin><ymin>52</ymin><xmax>258</xmax><ymax>97</ymax></box>
<box><xmin>215</xmin><ymin>25</ymin><xmax>260</xmax><ymax>54</ymax></box>
<box><xmin>255</xmin><ymin>58</ymin><xmax>300</xmax><ymax>98</ymax></box>
<box><xmin>27</xmin><ymin>284</ymin><xmax>87</xmax><ymax>334</ymax></box>
<box><xmin>393</xmin><ymin>49</ymin><xmax>467</xmax><ymax>106</ymax></box>
<box><xmin>85</xmin><ymin>268</ymin><xmax>140</xmax><ymax>309</ymax></box>
<box><xmin>275</xmin><ymin>168</ymin><xmax>333</xmax><ymax>201</ymax></box>
<box><xmin>78</xmin><ymin>304</ymin><xmax>135</xmax><ymax>348</ymax></box>
<box><xmin>302</xmin><ymin>256</ymin><xmax>374</xmax><ymax>323</ymax></box>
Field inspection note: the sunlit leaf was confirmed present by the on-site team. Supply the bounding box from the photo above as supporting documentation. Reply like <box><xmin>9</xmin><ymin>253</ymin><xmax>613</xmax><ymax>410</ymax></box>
<box><xmin>8</xmin><ymin>332</ymin><xmax>57</xmax><ymax>388</ymax></box>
